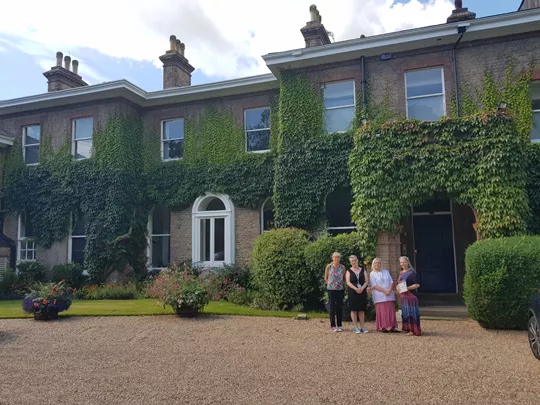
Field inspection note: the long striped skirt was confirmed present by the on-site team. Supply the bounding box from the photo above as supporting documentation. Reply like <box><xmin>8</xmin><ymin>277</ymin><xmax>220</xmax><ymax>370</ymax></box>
<box><xmin>375</xmin><ymin>301</ymin><xmax>397</xmax><ymax>331</ymax></box>
<box><xmin>400</xmin><ymin>292</ymin><xmax>422</xmax><ymax>336</ymax></box>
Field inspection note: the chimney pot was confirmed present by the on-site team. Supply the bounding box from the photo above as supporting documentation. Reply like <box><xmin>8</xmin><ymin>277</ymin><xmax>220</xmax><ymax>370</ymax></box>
<box><xmin>56</xmin><ymin>51</ymin><xmax>63</xmax><ymax>66</ymax></box>
<box><xmin>301</xmin><ymin>4</ymin><xmax>331</xmax><ymax>48</ymax></box>
<box><xmin>64</xmin><ymin>55</ymin><xmax>71</xmax><ymax>71</ymax></box>
<box><xmin>446</xmin><ymin>0</ymin><xmax>476</xmax><ymax>23</ymax></box>
<box><xmin>455</xmin><ymin>0</ymin><xmax>463</xmax><ymax>9</ymax></box>
<box><xmin>72</xmin><ymin>60</ymin><xmax>79</xmax><ymax>75</ymax></box>
<box><xmin>169</xmin><ymin>35</ymin><xmax>177</xmax><ymax>51</ymax></box>
<box><xmin>175</xmin><ymin>39</ymin><xmax>181</xmax><ymax>52</ymax></box>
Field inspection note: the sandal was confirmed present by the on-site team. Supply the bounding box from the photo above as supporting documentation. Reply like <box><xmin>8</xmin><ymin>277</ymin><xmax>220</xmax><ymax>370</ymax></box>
<box><xmin>390</xmin><ymin>329</ymin><xmax>401</xmax><ymax>333</ymax></box>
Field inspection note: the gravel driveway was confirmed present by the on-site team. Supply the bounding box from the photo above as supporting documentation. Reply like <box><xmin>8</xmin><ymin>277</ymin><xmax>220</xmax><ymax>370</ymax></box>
<box><xmin>0</xmin><ymin>315</ymin><xmax>538</xmax><ymax>405</ymax></box>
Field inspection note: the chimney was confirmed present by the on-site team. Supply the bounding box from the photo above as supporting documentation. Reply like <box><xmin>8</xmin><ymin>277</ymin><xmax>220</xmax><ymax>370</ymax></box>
<box><xmin>519</xmin><ymin>0</ymin><xmax>540</xmax><ymax>10</ymax></box>
<box><xmin>43</xmin><ymin>51</ymin><xmax>88</xmax><ymax>92</ymax></box>
<box><xmin>159</xmin><ymin>35</ymin><xmax>195</xmax><ymax>89</ymax></box>
<box><xmin>447</xmin><ymin>0</ymin><xmax>476</xmax><ymax>23</ymax></box>
<box><xmin>300</xmin><ymin>5</ymin><xmax>331</xmax><ymax>48</ymax></box>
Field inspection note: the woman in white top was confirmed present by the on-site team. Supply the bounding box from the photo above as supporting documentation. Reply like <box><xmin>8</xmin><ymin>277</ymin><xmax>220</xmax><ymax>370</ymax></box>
<box><xmin>369</xmin><ymin>257</ymin><xmax>398</xmax><ymax>333</ymax></box>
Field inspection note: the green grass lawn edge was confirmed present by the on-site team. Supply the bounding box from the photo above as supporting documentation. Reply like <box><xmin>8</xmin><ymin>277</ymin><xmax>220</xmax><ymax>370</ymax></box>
<box><xmin>0</xmin><ymin>299</ymin><xmax>328</xmax><ymax>320</ymax></box>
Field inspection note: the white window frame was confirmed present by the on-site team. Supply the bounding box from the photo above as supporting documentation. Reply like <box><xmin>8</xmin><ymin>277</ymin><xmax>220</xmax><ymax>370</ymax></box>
<box><xmin>68</xmin><ymin>216</ymin><xmax>86</xmax><ymax>271</ymax></box>
<box><xmin>161</xmin><ymin>118</ymin><xmax>184</xmax><ymax>161</ymax></box>
<box><xmin>323</xmin><ymin>79</ymin><xmax>356</xmax><ymax>134</ymax></box>
<box><xmin>17</xmin><ymin>215</ymin><xmax>36</xmax><ymax>262</ymax></box>
<box><xmin>147</xmin><ymin>206</ymin><xmax>171</xmax><ymax>270</ymax></box>
<box><xmin>405</xmin><ymin>67</ymin><xmax>446</xmax><ymax>121</ymax></box>
<box><xmin>192</xmin><ymin>193</ymin><xmax>235</xmax><ymax>267</ymax></box>
<box><xmin>22</xmin><ymin>125</ymin><xmax>40</xmax><ymax>166</ymax></box>
<box><xmin>72</xmin><ymin>117</ymin><xmax>93</xmax><ymax>160</ymax></box>
<box><xmin>245</xmin><ymin>107</ymin><xmax>271</xmax><ymax>153</ymax></box>
<box><xmin>260</xmin><ymin>197</ymin><xmax>275</xmax><ymax>233</ymax></box>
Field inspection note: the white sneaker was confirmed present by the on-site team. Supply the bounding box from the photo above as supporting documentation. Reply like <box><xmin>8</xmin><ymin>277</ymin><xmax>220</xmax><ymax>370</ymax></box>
<box><xmin>336</xmin><ymin>327</ymin><xmax>344</xmax><ymax>332</ymax></box>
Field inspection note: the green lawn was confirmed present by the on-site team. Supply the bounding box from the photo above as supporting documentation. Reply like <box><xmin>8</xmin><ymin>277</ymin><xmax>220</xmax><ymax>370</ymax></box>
<box><xmin>0</xmin><ymin>299</ymin><xmax>327</xmax><ymax>319</ymax></box>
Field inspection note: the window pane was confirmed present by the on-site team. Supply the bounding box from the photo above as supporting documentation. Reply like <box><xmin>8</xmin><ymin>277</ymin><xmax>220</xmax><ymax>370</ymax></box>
<box><xmin>151</xmin><ymin>235</ymin><xmax>170</xmax><ymax>267</ymax></box>
<box><xmin>75</xmin><ymin>139</ymin><xmax>92</xmax><ymax>159</ymax></box>
<box><xmin>326</xmin><ymin>189</ymin><xmax>353</xmax><ymax>228</ymax></box>
<box><xmin>25</xmin><ymin>145</ymin><xmax>39</xmax><ymax>164</ymax></box>
<box><xmin>262</xmin><ymin>199</ymin><xmax>275</xmax><ymax>232</ymax></box>
<box><xmin>532</xmin><ymin>112</ymin><xmax>540</xmax><ymax>143</ymax></box>
<box><xmin>164</xmin><ymin>140</ymin><xmax>183</xmax><ymax>160</ymax></box>
<box><xmin>206</xmin><ymin>198</ymin><xmax>225</xmax><ymax>211</ymax></box>
<box><xmin>245</xmin><ymin>108</ymin><xmax>270</xmax><ymax>130</ymax></box>
<box><xmin>407</xmin><ymin>95</ymin><xmax>444</xmax><ymax>121</ymax></box>
<box><xmin>247</xmin><ymin>129</ymin><xmax>270</xmax><ymax>152</ymax></box>
<box><xmin>163</xmin><ymin>119</ymin><xmax>184</xmax><ymax>140</ymax></box>
<box><xmin>200</xmin><ymin>218</ymin><xmax>210</xmax><ymax>261</ymax></box>
<box><xmin>71</xmin><ymin>237</ymin><xmax>86</xmax><ymax>265</ymax></box>
<box><xmin>25</xmin><ymin>126</ymin><xmax>40</xmax><ymax>145</ymax></box>
<box><xmin>406</xmin><ymin>68</ymin><xmax>443</xmax><ymax>98</ymax></box>
<box><xmin>324</xmin><ymin>81</ymin><xmax>355</xmax><ymax>108</ymax></box>
<box><xmin>214</xmin><ymin>218</ymin><xmax>225</xmax><ymax>261</ymax></box>
<box><xmin>73</xmin><ymin>217</ymin><xmax>85</xmax><ymax>236</ymax></box>
<box><xmin>152</xmin><ymin>206</ymin><xmax>170</xmax><ymax>235</ymax></box>
<box><xmin>74</xmin><ymin>117</ymin><xmax>93</xmax><ymax>140</ymax></box>
<box><xmin>324</xmin><ymin>106</ymin><xmax>355</xmax><ymax>133</ymax></box>
<box><xmin>22</xmin><ymin>216</ymin><xmax>34</xmax><ymax>238</ymax></box>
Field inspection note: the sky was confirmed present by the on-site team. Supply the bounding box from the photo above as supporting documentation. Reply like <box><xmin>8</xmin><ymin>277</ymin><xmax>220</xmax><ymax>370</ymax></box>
<box><xmin>0</xmin><ymin>0</ymin><xmax>524</xmax><ymax>101</ymax></box>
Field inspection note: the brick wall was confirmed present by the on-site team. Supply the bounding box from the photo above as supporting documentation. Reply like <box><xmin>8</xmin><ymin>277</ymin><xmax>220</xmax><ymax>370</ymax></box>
<box><xmin>170</xmin><ymin>206</ymin><xmax>192</xmax><ymax>264</ymax></box>
<box><xmin>374</xmin><ymin>232</ymin><xmax>402</xmax><ymax>282</ymax></box>
<box><xmin>235</xmin><ymin>207</ymin><xmax>260</xmax><ymax>267</ymax></box>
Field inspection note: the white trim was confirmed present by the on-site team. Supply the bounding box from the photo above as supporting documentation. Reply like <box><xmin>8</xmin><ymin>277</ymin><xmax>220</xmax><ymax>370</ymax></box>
<box><xmin>244</xmin><ymin>106</ymin><xmax>271</xmax><ymax>153</ymax></box>
<box><xmin>17</xmin><ymin>214</ymin><xmax>36</xmax><ymax>262</ymax></box>
<box><xmin>68</xmin><ymin>215</ymin><xmax>86</xmax><ymax>266</ymax></box>
<box><xmin>410</xmin><ymin>201</ymin><xmax>458</xmax><ymax>294</ymax></box>
<box><xmin>72</xmin><ymin>117</ymin><xmax>93</xmax><ymax>160</ymax></box>
<box><xmin>262</xmin><ymin>8</ymin><xmax>540</xmax><ymax>74</ymax></box>
<box><xmin>192</xmin><ymin>193</ymin><xmax>235</xmax><ymax>267</ymax></box>
<box><xmin>323</xmin><ymin>79</ymin><xmax>356</xmax><ymax>133</ymax></box>
<box><xmin>0</xmin><ymin>75</ymin><xmax>279</xmax><ymax>116</ymax></box>
<box><xmin>21</xmin><ymin>125</ymin><xmax>40</xmax><ymax>166</ymax></box>
<box><xmin>161</xmin><ymin>118</ymin><xmax>185</xmax><ymax>161</ymax></box>
<box><xmin>147</xmin><ymin>206</ymin><xmax>171</xmax><ymax>270</ymax></box>
<box><xmin>405</xmin><ymin>67</ymin><xmax>446</xmax><ymax>120</ymax></box>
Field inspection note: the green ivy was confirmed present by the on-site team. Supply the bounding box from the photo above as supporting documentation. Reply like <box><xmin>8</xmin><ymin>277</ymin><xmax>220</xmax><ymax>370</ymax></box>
<box><xmin>451</xmin><ymin>62</ymin><xmax>539</xmax><ymax>234</ymax></box>
<box><xmin>349</xmin><ymin>112</ymin><xmax>530</xmax><ymax>255</ymax></box>
<box><xmin>273</xmin><ymin>72</ymin><xmax>355</xmax><ymax>230</ymax></box>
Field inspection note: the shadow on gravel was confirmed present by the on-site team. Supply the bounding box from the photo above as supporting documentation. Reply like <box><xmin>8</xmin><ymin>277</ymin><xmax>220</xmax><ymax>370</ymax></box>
<box><xmin>0</xmin><ymin>331</ymin><xmax>16</xmax><ymax>344</ymax></box>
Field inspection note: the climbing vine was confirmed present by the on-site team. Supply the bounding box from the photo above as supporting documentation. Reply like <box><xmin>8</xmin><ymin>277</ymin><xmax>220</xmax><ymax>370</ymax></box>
<box><xmin>273</xmin><ymin>71</ymin><xmax>355</xmax><ymax>230</ymax></box>
<box><xmin>450</xmin><ymin>61</ymin><xmax>539</xmax><ymax>234</ymax></box>
<box><xmin>349</xmin><ymin>111</ymin><xmax>529</xmax><ymax>255</ymax></box>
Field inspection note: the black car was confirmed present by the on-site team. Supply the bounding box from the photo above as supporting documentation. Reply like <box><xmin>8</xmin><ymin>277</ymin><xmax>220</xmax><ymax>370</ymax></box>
<box><xmin>528</xmin><ymin>287</ymin><xmax>540</xmax><ymax>360</ymax></box>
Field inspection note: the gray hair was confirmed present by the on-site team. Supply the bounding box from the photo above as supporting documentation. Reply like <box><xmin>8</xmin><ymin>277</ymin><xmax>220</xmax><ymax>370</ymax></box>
<box><xmin>399</xmin><ymin>256</ymin><xmax>415</xmax><ymax>272</ymax></box>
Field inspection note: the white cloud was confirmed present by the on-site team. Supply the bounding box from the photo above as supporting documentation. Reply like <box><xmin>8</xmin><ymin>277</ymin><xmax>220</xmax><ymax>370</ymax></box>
<box><xmin>0</xmin><ymin>0</ymin><xmax>455</xmax><ymax>83</ymax></box>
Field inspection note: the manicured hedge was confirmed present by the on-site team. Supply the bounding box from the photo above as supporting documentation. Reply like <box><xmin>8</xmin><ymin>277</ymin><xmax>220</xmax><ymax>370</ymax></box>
<box><xmin>463</xmin><ymin>236</ymin><xmax>540</xmax><ymax>329</ymax></box>
<box><xmin>251</xmin><ymin>228</ymin><xmax>312</xmax><ymax>309</ymax></box>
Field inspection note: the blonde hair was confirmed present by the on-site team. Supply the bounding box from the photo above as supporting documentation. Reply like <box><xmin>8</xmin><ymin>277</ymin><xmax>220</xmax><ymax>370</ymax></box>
<box><xmin>399</xmin><ymin>256</ymin><xmax>415</xmax><ymax>272</ymax></box>
<box><xmin>332</xmin><ymin>252</ymin><xmax>341</xmax><ymax>259</ymax></box>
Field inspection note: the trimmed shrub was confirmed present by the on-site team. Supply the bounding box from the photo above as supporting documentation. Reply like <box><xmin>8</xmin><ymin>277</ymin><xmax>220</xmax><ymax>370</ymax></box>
<box><xmin>463</xmin><ymin>235</ymin><xmax>540</xmax><ymax>329</ymax></box>
<box><xmin>16</xmin><ymin>261</ymin><xmax>48</xmax><ymax>283</ymax></box>
<box><xmin>82</xmin><ymin>283</ymin><xmax>139</xmax><ymax>300</ymax></box>
<box><xmin>0</xmin><ymin>269</ymin><xmax>24</xmax><ymax>299</ymax></box>
<box><xmin>251</xmin><ymin>228</ymin><xmax>312</xmax><ymax>309</ymax></box>
<box><xmin>51</xmin><ymin>263</ymin><xmax>88</xmax><ymax>289</ymax></box>
<box><xmin>304</xmin><ymin>232</ymin><xmax>363</xmax><ymax>308</ymax></box>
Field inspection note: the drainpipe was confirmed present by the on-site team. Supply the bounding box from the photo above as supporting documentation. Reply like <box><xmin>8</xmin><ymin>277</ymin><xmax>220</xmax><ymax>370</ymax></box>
<box><xmin>452</xmin><ymin>23</ymin><xmax>469</xmax><ymax>117</ymax></box>
<box><xmin>361</xmin><ymin>55</ymin><xmax>367</xmax><ymax>120</ymax></box>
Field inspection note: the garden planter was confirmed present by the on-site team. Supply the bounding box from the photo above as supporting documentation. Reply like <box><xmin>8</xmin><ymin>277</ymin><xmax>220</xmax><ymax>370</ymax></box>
<box><xmin>175</xmin><ymin>305</ymin><xmax>199</xmax><ymax>318</ymax></box>
<box><xmin>33</xmin><ymin>308</ymin><xmax>60</xmax><ymax>321</ymax></box>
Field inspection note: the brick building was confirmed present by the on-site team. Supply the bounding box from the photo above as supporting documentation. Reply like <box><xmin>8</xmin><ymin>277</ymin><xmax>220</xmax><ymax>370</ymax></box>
<box><xmin>0</xmin><ymin>2</ymin><xmax>539</xmax><ymax>295</ymax></box>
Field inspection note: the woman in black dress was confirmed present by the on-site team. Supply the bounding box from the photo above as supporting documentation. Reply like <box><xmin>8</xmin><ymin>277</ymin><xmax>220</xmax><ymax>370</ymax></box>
<box><xmin>346</xmin><ymin>255</ymin><xmax>369</xmax><ymax>334</ymax></box>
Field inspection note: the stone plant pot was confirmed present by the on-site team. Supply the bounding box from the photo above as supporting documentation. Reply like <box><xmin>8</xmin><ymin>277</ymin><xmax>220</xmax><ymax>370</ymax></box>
<box><xmin>33</xmin><ymin>308</ymin><xmax>60</xmax><ymax>321</ymax></box>
<box><xmin>175</xmin><ymin>305</ymin><xmax>199</xmax><ymax>318</ymax></box>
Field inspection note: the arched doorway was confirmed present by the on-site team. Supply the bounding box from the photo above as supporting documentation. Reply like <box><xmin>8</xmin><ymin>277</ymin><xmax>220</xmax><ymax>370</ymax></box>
<box><xmin>192</xmin><ymin>193</ymin><xmax>235</xmax><ymax>267</ymax></box>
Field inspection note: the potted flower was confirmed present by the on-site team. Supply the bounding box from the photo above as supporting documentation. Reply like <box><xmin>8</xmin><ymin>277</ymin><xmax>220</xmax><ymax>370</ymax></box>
<box><xmin>22</xmin><ymin>280</ymin><xmax>75</xmax><ymax>321</ymax></box>
<box><xmin>147</xmin><ymin>266</ymin><xmax>209</xmax><ymax>317</ymax></box>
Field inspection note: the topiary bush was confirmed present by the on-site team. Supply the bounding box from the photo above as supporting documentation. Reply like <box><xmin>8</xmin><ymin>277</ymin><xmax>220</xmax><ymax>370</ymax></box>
<box><xmin>16</xmin><ymin>261</ymin><xmax>48</xmax><ymax>284</ymax></box>
<box><xmin>251</xmin><ymin>228</ymin><xmax>312</xmax><ymax>309</ymax></box>
<box><xmin>463</xmin><ymin>235</ymin><xmax>540</xmax><ymax>329</ymax></box>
